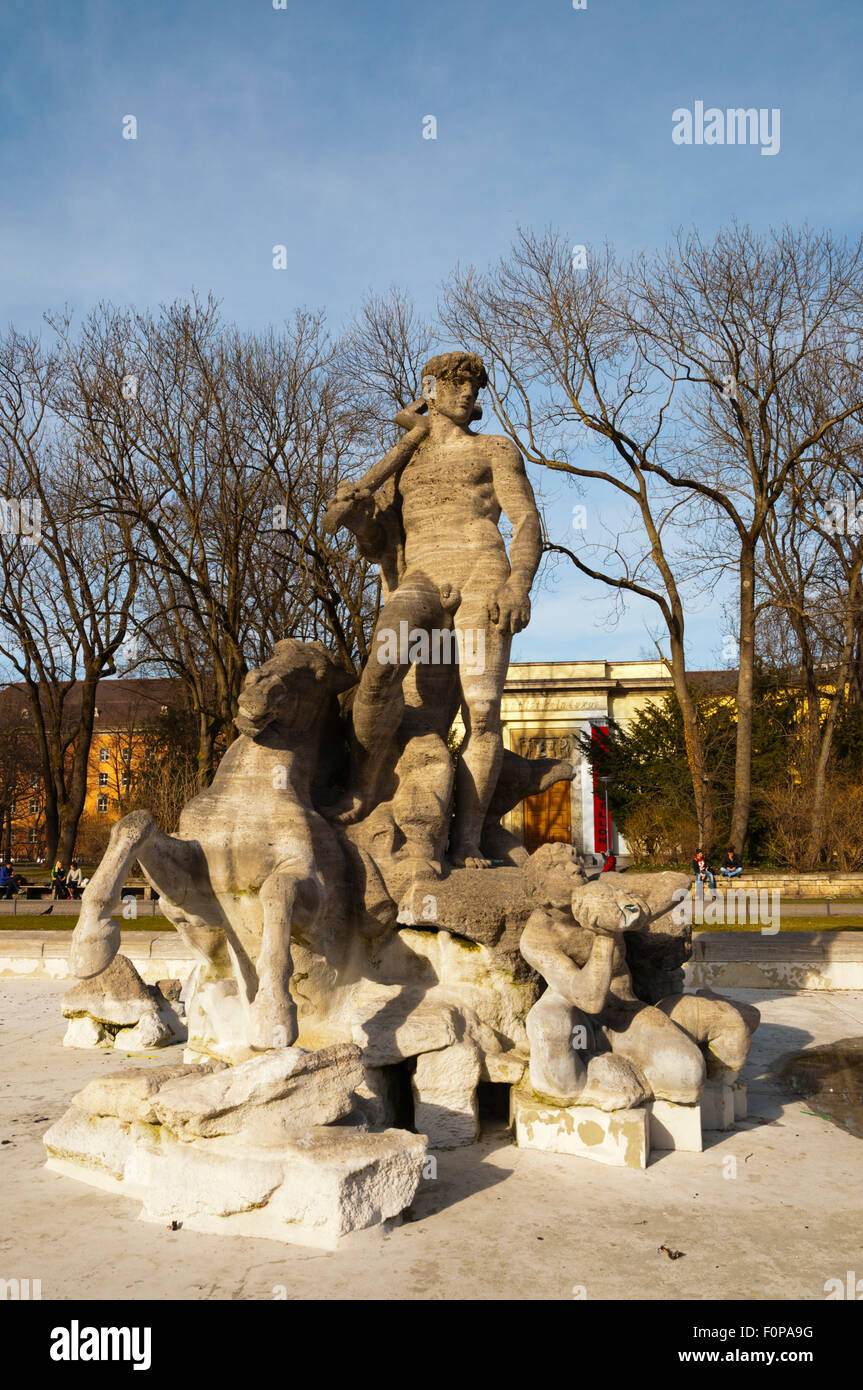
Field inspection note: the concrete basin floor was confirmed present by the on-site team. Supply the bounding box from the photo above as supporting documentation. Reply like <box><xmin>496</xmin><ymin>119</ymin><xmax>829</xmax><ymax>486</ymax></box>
<box><xmin>1</xmin><ymin>979</ymin><xmax>861</xmax><ymax>1301</ymax></box>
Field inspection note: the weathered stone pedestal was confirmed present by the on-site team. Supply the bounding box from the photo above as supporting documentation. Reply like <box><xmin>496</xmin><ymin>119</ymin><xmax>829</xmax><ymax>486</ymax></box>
<box><xmin>510</xmin><ymin>1086</ymin><xmax>650</xmax><ymax>1168</ymax></box>
<box><xmin>701</xmin><ymin>1076</ymin><xmax>748</xmax><ymax>1131</ymax></box>
<box><xmin>62</xmin><ymin>954</ymin><xmax>187</xmax><ymax>1050</ymax></box>
<box><xmin>43</xmin><ymin>1045</ymin><xmax>427</xmax><ymax>1248</ymax></box>
<box><xmin>648</xmin><ymin>1098</ymin><xmax>703</xmax><ymax>1152</ymax></box>
<box><xmin>512</xmin><ymin>1076</ymin><xmax>750</xmax><ymax>1168</ymax></box>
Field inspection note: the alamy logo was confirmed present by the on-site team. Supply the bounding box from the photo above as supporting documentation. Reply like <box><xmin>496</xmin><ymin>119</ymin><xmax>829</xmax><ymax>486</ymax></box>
<box><xmin>0</xmin><ymin>497</ymin><xmax>41</xmax><ymax>546</ymax></box>
<box><xmin>672</xmin><ymin>102</ymin><xmax>780</xmax><ymax>156</ymax></box>
<box><xmin>50</xmin><ymin>1321</ymin><xmax>152</xmax><ymax>1371</ymax></box>
<box><xmin>0</xmin><ymin>1277</ymin><xmax>41</xmax><ymax>1299</ymax></box>
<box><xmin>376</xmin><ymin>621</ymin><xmax>485</xmax><ymax>675</ymax></box>
<box><xmin>824</xmin><ymin>492</ymin><xmax>863</xmax><ymax>535</ymax></box>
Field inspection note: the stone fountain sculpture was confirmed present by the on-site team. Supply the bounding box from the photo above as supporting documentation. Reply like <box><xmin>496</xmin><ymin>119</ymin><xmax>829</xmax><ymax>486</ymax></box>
<box><xmin>44</xmin><ymin>351</ymin><xmax>759</xmax><ymax>1239</ymax></box>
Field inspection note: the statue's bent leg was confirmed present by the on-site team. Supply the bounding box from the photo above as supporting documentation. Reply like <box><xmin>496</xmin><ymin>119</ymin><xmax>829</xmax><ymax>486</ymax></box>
<box><xmin>526</xmin><ymin>991</ymin><xmax>589</xmax><ymax>1101</ymax></box>
<box><xmin>657</xmin><ymin>993</ymin><xmax>758</xmax><ymax>1075</ymax></box>
<box><xmin>329</xmin><ymin>578</ymin><xmax>444</xmax><ymax>824</ymax></box>
<box><xmin>248</xmin><ymin>867</ymin><xmax>317</xmax><ymax>1050</ymax></box>
<box><xmin>605</xmin><ymin>1001</ymin><xmax>706</xmax><ymax>1104</ymax></box>
<box><xmin>71</xmin><ymin>811</ymin><xmax>216</xmax><ymax>979</ymax></box>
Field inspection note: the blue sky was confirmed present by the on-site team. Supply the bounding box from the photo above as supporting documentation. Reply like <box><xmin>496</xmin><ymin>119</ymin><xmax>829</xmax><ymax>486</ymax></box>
<box><xmin>2</xmin><ymin>0</ymin><xmax>861</xmax><ymax>665</ymax></box>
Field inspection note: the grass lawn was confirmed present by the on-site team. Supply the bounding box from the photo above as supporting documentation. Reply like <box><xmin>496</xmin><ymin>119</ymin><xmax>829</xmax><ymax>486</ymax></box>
<box><xmin>698</xmin><ymin>917</ymin><xmax>863</xmax><ymax>932</ymax></box>
<box><xmin>0</xmin><ymin>915</ymin><xmax>164</xmax><ymax>931</ymax></box>
<box><xmin>1</xmin><ymin>913</ymin><xmax>862</xmax><ymax>933</ymax></box>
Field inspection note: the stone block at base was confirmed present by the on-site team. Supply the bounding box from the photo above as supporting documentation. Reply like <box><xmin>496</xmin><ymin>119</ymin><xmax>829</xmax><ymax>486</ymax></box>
<box><xmin>44</xmin><ymin>1106</ymin><xmax>426</xmax><ymax>1249</ymax></box>
<box><xmin>511</xmin><ymin>1087</ymin><xmax>648</xmax><ymax>1169</ymax></box>
<box><xmin>648</xmin><ymin>1099</ymin><xmax>703</xmax><ymax>1152</ymax></box>
<box><xmin>701</xmin><ymin>1080</ymin><xmax>736</xmax><ymax>1131</ymax></box>
<box><xmin>733</xmin><ymin>1081</ymin><xmax>747</xmax><ymax>1120</ymax></box>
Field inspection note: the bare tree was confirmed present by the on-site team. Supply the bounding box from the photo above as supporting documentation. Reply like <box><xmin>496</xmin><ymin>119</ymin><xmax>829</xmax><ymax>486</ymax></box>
<box><xmin>441</xmin><ymin>230</ymin><xmax>719</xmax><ymax>849</ymax></box>
<box><xmin>58</xmin><ymin>299</ymin><xmax>376</xmax><ymax>785</ymax></box>
<box><xmin>627</xmin><ymin>222</ymin><xmax>863</xmax><ymax>852</ymax></box>
<box><xmin>759</xmin><ymin>413</ymin><xmax>863</xmax><ymax>863</ymax></box>
<box><xmin>0</xmin><ymin>328</ymin><xmax>138</xmax><ymax>866</ymax></box>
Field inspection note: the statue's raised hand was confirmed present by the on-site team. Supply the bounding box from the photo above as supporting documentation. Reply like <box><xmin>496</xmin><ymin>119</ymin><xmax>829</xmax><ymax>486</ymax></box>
<box><xmin>394</xmin><ymin>399</ymin><xmax>431</xmax><ymax>435</ymax></box>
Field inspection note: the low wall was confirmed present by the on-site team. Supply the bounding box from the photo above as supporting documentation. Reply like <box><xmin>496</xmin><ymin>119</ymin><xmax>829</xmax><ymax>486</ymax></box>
<box><xmin>686</xmin><ymin>930</ymin><xmax>863</xmax><ymax>991</ymax></box>
<box><xmin>695</xmin><ymin>873</ymin><xmax>863</xmax><ymax>900</ymax></box>
<box><xmin>0</xmin><ymin>931</ymin><xmax>194</xmax><ymax>984</ymax></box>
<box><xmin>4</xmin><ymin>928</ymin><xmax>863</xmax><ymax>993</ymax></box>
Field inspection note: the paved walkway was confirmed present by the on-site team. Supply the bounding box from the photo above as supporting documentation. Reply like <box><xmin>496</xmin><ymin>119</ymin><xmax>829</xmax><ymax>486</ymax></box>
<box><xmin>1</xmin><ymin>979</ymin><xmax>860</xmax><ymax>1300</ymax></box>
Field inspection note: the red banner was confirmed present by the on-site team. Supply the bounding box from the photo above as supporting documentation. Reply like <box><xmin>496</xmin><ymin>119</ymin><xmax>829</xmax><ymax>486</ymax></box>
<box><xmin>591</xmin><ymin>725</ymin><xmax>610</xmax><ymax>853</ymax></box>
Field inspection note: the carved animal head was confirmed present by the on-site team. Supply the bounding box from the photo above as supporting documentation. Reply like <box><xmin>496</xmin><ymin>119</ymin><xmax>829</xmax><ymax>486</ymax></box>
<box><xmin>234</xmin><ymin>640</ymin><xmax>355</xmax><ymax>739</ymax></box>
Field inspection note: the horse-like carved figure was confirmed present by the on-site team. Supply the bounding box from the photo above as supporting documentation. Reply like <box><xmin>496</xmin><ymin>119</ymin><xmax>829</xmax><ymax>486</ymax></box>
<box><xmin>70</xmin><ymin>640</ymin><xmax>355</xmax><ymax>1051</ymax></box>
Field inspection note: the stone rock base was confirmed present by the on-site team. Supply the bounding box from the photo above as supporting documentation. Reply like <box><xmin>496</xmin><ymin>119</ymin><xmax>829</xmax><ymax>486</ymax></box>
<box><xmin>43</xmin><ymin>1047</ymin><xmax>427</xmax><ymax>1247</ymax></box>
<box><xmin>44</xmin><ymin>1106</ymin><xmax>426</xmax><ymax>1249</ymax></box>
<box><xmin>62</xmin><ymin>957</ymin><xmax>186</xmax><ymax>1051</ymax></box>
<box><xmin>412</xmin><ymin>1041</ymin><xmax>481</xmax><ymax>1149</ymax></box>
<box><xmin>512</xmin><ymin>1080</ymin><xmax>750</xmax><ymax>1167</ymax></box>
<box><xmin>701</xmin><ymin>1078</ymin><xmax>748</xmax><ymax>1131</ymax></box>
<box><xmin>510</xmin><ymin>1087</ymin><xmax>649</xmax><ymax>1169</ymax></box>
<box><xmin>648</xmin><ymin>1099</ymin><xmax>703</xmax><ymax>1152</ymax></box>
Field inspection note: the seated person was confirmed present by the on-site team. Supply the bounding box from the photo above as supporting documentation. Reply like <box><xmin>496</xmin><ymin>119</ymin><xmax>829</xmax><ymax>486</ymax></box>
<box><xmin>51</xmin><ymin>862</ymin><xmax>68</xmax><ymax>900</ymax></box>
<box><xmin>600</xmin><ymin>851</ymin><xmax>617</xmax><ymax>873</ymax></box>
<box><xmin>66</xmin><ymin>860</ymin><xmax>83</xmax><ymax>900</ymax></box>
<box><xmin>693</xmin><ymin>850</ymin><xmax>715</xmax><ymax>893</ymax></box>
<box><xmin>719</xmin><ymin>848</ymin><xmax>743</xmax><ymax>878</ymax></box>
<box><xmin>0</xmin><ymin>862</ymin><xmax>14</xmax><ymax>899</ymax></box>
<box><xmin>519</xmin><ymin>843</ymin><xmax>705</xmax><ymax>1108</ymax></box>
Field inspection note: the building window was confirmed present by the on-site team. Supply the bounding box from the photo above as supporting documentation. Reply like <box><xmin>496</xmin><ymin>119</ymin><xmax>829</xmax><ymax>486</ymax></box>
<box><xmin>99</xmin><ymin>748</ymin><xmax>109</xmax><ymax>763</ymax></box>
<box><xmin>120</xmin><ymin>773</ymin><xmax>130</xmax><ymax>790</ymax></box>
<box><xmin>29</xmin><ymin>829</ymin><xmax>37</xmax><ymax>843</ymax></box>
<box><xmin>121</xmin><ymin>747</ymin><xmax>131</xmax><ymax>763</ymax></box>
<box><xmin>29</xmin><ymin>799</ymin><xmax>38</xmax><ymax>814</ymax></box>
<box><xmin>97</xmin><ymin>794</ymin><xmax>108</xmax><ymax>813</ymax></box>
<box><xmin>30</xmin><ymin>774</ymin><xmax>38</xmax><ymax>789</ymax></box>
<box><xmin>98</xmin><ymin>771</ymin><xmax>109</xmax><ymax>788</ymax></box>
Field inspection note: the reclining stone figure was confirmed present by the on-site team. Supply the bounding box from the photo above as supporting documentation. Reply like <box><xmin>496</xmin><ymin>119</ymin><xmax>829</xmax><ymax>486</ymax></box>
<box><xmin>519</xmin><ymin>843</ymin><xmax>758</xmax><ymax>1110</ymax></box>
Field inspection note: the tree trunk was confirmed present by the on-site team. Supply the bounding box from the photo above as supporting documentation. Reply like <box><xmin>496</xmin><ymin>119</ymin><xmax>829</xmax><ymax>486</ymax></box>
<box><xmin>196</xmin><ymin>713</ymin><xmax>215</xmax><ymax>790</ymax></box>
<box><xmin>730</xmin><ymin>541</ymin><xmax>757</xmax><ymax>856</ymax></box>
<box><xmin>668</xmin><ymin>649</ymin><xmax>715</xmax><ymax>852</ymax></box>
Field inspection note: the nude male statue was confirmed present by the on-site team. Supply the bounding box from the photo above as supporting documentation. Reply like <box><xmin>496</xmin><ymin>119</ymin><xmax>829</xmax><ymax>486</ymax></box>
<box><xmin>322</xmin><ymin>351</ymin><xmax>542</xmax><ymax>868</ymax></box>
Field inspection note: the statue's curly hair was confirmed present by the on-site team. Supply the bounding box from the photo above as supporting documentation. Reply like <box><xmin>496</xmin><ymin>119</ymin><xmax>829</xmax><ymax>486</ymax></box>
<box><xmin>421</xmin><ymin>351</ymin><xmax>488</xmax><ymax>390</ymax></box>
